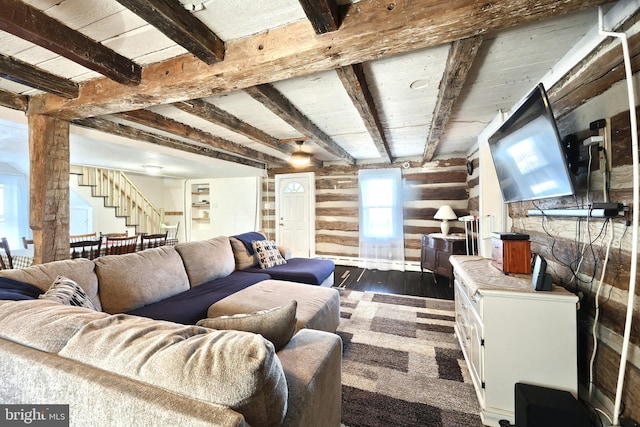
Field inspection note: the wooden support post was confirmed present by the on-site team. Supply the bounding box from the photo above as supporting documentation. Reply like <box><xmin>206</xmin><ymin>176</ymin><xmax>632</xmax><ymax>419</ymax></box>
<box><xmin>28</xmin><ymin>114</ymin><xmax>70</xmax><ymax>264</ymax></box>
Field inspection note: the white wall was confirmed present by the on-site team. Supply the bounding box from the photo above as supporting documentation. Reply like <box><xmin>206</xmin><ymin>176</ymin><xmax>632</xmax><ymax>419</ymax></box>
<box><xmin>69</xmin><ymin>176</ymin><xmax>132</xmax><ymax>236</ymax></box>
<box><xmin>185</xmin><ymin>177</ymin><xmax>259</xmax><ymax>241</ymax></box>
<box><xmin>210</xmin><ymin>177</ymin><xmax>260</xmax><ymax>236</ymax></box>
<box><xmin>477</xmin><ymin>111</ymin><xmax>511</xmax><ymax>257</ymax></box>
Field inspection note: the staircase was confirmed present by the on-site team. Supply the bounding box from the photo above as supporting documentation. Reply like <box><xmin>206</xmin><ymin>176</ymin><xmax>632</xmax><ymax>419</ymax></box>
<box><xmin>74</xmin><ymin>166</ymin><xmax>161</xmax><ymax>235</ymax></box>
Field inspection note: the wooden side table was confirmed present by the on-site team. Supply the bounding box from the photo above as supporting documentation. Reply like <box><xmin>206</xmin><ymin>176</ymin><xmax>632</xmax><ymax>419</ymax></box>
<box><xmin>421</xmin><ymin>233</ymin><xmax>467</xmax><ymax>284</ymax></box>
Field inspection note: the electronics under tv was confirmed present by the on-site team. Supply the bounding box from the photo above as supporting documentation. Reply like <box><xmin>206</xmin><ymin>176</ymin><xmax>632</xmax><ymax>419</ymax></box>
<box><xmin>514</xmin><ymin>383</ymin><xmax>590</xmax><ymax>427</ymax></box>
<box><xmin>491</xmin><ymin>232</ymin><xmax>530</xmax><ymax>241</ymax></box>
<box><xmin>532</xmin><ymin>254</ymin><xmax>552</xmax><ymax>291</ymax></box>
<box><xmin>488</xmin><ymin>83</ymin><xmax>575</xmax><ymax>203</ymax></box>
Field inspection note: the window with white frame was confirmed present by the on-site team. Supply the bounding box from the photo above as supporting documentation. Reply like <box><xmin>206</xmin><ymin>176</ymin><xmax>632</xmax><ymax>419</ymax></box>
<box><xmin>358</xmin><ymin>168</ymin><xmax>405</xmax><ymax>271</ymax></box>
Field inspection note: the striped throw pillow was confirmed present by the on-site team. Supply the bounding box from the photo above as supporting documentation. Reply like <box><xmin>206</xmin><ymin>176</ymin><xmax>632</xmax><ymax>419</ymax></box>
<box><xmin>39</xmin><ymin>276</ymin><xmax>96</xmax><ymax>310</ymax></box>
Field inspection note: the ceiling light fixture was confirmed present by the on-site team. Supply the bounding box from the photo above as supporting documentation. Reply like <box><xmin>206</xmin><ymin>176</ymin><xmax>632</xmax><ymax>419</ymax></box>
<box><xmin>142</xmin><ymin>165</ymin><xmax>163</xmax><ymax>174</ymax></box>
<box><xmin>290</xmin><ymin>141</ymin><xmax>311</xmax><ymax>167</ymax></box>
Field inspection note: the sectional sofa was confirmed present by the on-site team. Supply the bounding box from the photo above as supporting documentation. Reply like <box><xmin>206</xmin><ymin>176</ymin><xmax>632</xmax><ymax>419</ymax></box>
<box><xmin>0</xmin><ymin>235</ymin><xmax>342</xmax><ymax>427</ymax></box>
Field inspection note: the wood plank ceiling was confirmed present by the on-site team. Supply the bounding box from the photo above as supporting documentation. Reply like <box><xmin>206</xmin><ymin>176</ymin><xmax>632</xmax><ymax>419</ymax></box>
<box><xmin>0</xmin><ymin>0</ymin><xmax>614</xmax><ymax>177</ymax></box>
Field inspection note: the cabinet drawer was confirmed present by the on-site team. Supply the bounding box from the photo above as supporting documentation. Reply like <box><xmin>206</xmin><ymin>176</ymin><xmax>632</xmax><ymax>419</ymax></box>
<box><xmin>469</xmin><ymin>312</ymin><xmax>484</xmax><ymax>395</ymax></box>
<box><xmin>469</xmin><ymin>290</ymin><xmax>482</xmax><ymax>319</ymax></box>
<box><xmin>454</xmin><ymin>280</ymin><xmax>470</xmax><ymax>339</ymax></box>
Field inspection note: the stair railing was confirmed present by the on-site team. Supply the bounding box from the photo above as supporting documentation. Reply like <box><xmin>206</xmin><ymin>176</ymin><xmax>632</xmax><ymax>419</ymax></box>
<box><xmin>74</xmin><ymin>166</ymin><xmax>161</xmax><ymax>235</ymax></box>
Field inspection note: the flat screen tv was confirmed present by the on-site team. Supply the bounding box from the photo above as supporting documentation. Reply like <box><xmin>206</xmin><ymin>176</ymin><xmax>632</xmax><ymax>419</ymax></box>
<box><xmin>488</xmin><ymin>83</ymin><xmax>575</xmax><ymax>203</ymax></box>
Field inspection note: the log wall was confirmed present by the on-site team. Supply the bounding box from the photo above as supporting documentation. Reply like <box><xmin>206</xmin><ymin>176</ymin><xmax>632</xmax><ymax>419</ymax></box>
<box><xmin>261</xmin><ymin>158</ymin><xmax>469</xmax><ymax>267</ymax></box>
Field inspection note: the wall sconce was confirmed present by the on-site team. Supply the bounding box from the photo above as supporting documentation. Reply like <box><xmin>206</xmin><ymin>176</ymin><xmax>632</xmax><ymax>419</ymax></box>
<box><xmin>434</xmin><ymin>205</ymin><xmax>457</xmax><ymax>236</ymax></box>
<box><xmin>290</xmin><ymin>141</ymin><xmax>311</xmax><ymax>167</ymax></box>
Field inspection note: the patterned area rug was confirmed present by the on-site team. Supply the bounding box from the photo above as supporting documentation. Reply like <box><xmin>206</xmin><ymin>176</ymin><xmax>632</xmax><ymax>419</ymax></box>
<box><xmin>337</xmin><ymin>290</ymin><xmax>483</xmax><ymax>427</ymax></box>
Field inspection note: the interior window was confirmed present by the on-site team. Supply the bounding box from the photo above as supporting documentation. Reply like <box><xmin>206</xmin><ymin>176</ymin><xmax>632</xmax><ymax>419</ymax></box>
<box><xmin>358</xmin><ymin>168</ymin><xmax>405</xmax><ymax>271</ymax></box>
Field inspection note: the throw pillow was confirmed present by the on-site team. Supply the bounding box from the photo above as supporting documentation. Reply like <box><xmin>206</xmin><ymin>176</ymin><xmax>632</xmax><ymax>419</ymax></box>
<box><xmin>252</xmin><ymin>240</ymin><xmax>287</xmax><ymax>269</ymax></box>
<box><xmin>196</xmin><ymin>300</ymin><xmax>297</xmax><ymax>351</ymax></box>
<box><xmin>39</xmin><ymin>276</ymin><xmax>96</xmax><ymax>310</ymax></box>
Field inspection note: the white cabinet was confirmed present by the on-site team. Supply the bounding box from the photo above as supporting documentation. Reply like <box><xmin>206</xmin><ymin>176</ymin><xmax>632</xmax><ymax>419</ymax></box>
<box><xmin>451</xmin><ymin>255</ymin><xmax>578</xmax><ymax>426</ymax></box>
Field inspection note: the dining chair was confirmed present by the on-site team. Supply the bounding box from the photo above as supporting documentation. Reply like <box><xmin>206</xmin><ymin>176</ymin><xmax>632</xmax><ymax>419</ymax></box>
<box><xmin>0</xmin><ymin>237</ymin><xmax>14</xmax><ymax>270</ymax></box>
<box><xmin>22</xmin><ymin>237</ymin><xmax>34</xmax><ymax>249</ymax></box>
<box><xmin>140</xmin><ymin>232</ymin><xmax>168</xmax><ymax>250</ymax></box>
<box><xmin>161</xmin><ymin>222</ymin><xmax>179</xmax><ymax>240</ymax></box>
<box><xmin>70</xmin><ymin>232</ymin><xmax>99</xmax><ymax>243</ymax></box>
<box><xmin>70</xmin><ymin>238</ymin><xmax>103</xmax><ymax>260</ymax></box>
<box><xmin>103</xmin><ymin>235</ymin><xmax>139</xmax><ymax>255</ymax></box>
<box><xmin>100</xmin><ymin>231</ymin><xmax>128</xmax><ymax>239</ymax></box>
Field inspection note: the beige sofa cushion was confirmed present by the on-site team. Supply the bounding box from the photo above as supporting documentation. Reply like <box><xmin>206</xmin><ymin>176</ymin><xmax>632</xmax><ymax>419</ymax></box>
<box><xmin>95</xmin><ymin>246</ymin><xmax>190</xmax><ymax>313</ymax></box>
<box><xmin>175</xmin><ymin>236</ymin><xmax>235</xmax><ymax>286</ymax></box>
<box><xmin>59</xmin><ymin>314</ymin><xmax>288</xmax><ymax>427</ymax></box>
<box><xmin>0</xmin><ymin>299</ymin><xmax>109</xmax><ymax>353</ymax></box>
<box><xmin>207</xmin><ymin>280</ymin><xmax>341</xmax><ymax>333</ymax></box>
<box><xmin>0</xmin><ymin>258</ymin><xmax>101</xmax><ymax>310</ymax></box>
<box><xmin>229</xmin><ymin>236</ymin><xmax>260</xmax><ymax>270</ymax></box>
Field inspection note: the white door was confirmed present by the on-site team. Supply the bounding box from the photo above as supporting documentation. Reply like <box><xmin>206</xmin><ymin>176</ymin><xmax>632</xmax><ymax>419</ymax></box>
<box><xmin>70</xmin><ymin>206</ymin><xmax>92</xmax><ymax>235</ymax></box>
<box><xmin>275</xmin><ymin>172</ymin><xmax>315</xmax><ymax>257</ymax></box>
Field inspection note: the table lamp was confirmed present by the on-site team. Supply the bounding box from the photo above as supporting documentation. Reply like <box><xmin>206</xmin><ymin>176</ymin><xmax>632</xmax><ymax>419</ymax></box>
<box><xmin>434</xmin><ymin>205</ymin><xmax>457</xmax><ymax>236</ymax></box>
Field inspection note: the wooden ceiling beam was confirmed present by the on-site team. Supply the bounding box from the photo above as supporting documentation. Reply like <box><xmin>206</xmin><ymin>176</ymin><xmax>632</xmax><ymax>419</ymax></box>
<box><xmin>298</xmin><ymin>0</ymin><xmax>343</xmax><ymax>34</ymax></box>
<box><xmin>0</xmin><ymin>0</ymin><xmax>141</xmax><ymax>86</ymax></box>
<box><xmin>30</xmin><ymin>0</ymin><xmax>613</xmax><ymax>118</ymax></box>
<box><xmin>174</xmin><ymin>99</ymin><xmax>322</xmax><ymax>167</ymax></box>
<box><xmin>0</xmin><ymin>88</ymin><xmax>28</xmax><ymax>111</ymax></box>
<box><xmin>73</xmin><ymin>117</ymin><xmax>266</xmax><ymax>169</ymax></box>
<box><xmin>0</xmin><ymin>53</ymin><xmax>79</xmax><ymax>99</ymax></box>
<box><xmin>117</xmin><ymin>109</ymin><xmax>287</xmax><ymax>166</ymax></box>
<box><xmin>174</xmin><ymin>99</ymin><xmax>283</xmax><ymax>150</ymax></box>
<box><xmin>245</xmin><ymin>84</ymin><xmax>355</xmax><ymax>165</ymax></box>
<box><xmin>336</xmin><ymin>64</ymin><xmax>392</xmax><ymax>163</ymax></box>
<box><xmin>114</xmin><ymin>0</ymin><xmax>224</xmax><ymax>64</ymax></box>
<box><xmin>548</xmin><ymin>31</ymin><xmax>640</xmax><ymax>118</ymax></box>
<box><xmin>424</xmin><ymin>36</ymin><xmax>483</xmax><ymax>162</ymax></box>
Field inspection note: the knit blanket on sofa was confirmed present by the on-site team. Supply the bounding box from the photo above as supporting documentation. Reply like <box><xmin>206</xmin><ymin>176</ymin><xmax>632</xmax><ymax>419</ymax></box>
<box><xmin>231</xmin><ymin>232</ymin><xmax>266</xmax><ymax>255</ymax></box>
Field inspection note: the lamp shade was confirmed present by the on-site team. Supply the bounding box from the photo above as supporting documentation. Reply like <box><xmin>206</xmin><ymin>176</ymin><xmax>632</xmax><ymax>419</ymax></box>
<box><xmin>434</xmin><ymin>205</ymin><xmax>457</xmax><ymax>220</ymax></box>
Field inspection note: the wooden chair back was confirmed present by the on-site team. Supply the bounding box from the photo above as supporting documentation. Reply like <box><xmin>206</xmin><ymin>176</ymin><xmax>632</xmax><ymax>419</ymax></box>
<box><xmin>140</xmin><ymin>232</ymin><xmax>168</xmax><ymax>250</ymax></box>
<box><xmin>100</xmin><ymin>232</ymin><xmax>128</xmax><ymax>239</ymax></box>
<box><xmin>103</xmin><ymin>235</ymin><xmax>139</xmax><ymax>255</ymax></box>
<box><xmin>161</xmin><ymin>223</ymin><xmax>179</xmax><ymax>240</ymax></box>
<box><xmin>0</xmin><ymin>237</ymin><xmax>14</xmax><ymax>269</ymax></box>
<box><xmin>70</xmin><ymin>232</ymin><xmax>98</xmax><ymax>243</ymax></box>
<box><xmin>70</xmin><ymin>239</ymin><xmax>102</xmax><ymax>260</ymax></box>
<box><xmin>22</xmin><ymin>237</ymin><xmax>34</xmax><ymax>249</ymax></box>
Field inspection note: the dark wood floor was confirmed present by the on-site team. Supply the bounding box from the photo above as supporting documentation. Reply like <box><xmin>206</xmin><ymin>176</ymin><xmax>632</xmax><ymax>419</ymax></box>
<box><xmin>334</xmin><ymin>265</ymin><xmax>454</xmax><ymax>300</ymax></box>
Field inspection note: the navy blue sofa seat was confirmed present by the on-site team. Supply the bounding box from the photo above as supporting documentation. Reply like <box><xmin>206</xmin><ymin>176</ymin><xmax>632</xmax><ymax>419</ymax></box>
<box><xmin>126</xmin><ymin>271</ymin><xmax>270</xmax><ymax>325</ymax></box>
<box><xmin>245</xmin><ymin>258</ymin><xmax>334</xmax><ymax>286</ymax></box>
